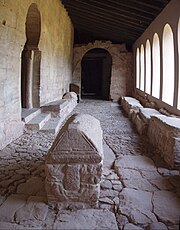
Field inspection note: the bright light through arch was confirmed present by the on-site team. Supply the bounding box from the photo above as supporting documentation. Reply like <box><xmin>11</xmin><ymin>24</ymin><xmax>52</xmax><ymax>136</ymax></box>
<box><xmin>178</xmin><ymin>18</ymin><xmax>180</xmax><ymax>110</ymax></box>
<box><xmin>145</xmin><ymin>40</ymin><xmax>151</xmax><ymax>94</ymax></box>
<box><xmin>140</xmin><ymin>44</ymin><xmax>145</xmax><ymax>91</ymax></box>
<box><xmin>162</xmin><ymin>24</ymin><xmax>175</xmax><ymax>106</ymax></box>
<box><xmin>136</xmin><ymin>48</ymin><xmax>140</xmax><ymax>89</ymax></box>
<box><xmin>152</xmin><ymin>33</ymin><xmax>160</xmax><ymax>98</ymax></box>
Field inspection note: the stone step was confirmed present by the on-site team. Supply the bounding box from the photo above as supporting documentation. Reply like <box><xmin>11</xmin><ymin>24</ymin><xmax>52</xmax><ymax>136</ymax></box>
<box><xmin>26</xmin><ymin>113</ymin><xmax>51</xmax><ymax>130</ymax></box>
<box><xmin>21</xmin><ymin>108</ymin><xmax>41</xmax><ymax>123</ymax></box>
<box><xmin>40</xmin><ymin>117</ymin><xmax>64</xmax><ymax>134</ymax></box>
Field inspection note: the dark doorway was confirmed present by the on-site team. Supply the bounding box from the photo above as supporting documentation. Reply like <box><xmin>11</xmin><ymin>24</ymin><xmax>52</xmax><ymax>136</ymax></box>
<box><xmin>81</xmin><ymin>48</ymin><xmax>112</xmax><ymax>100</ymax></box>
<box><xmin>21</xmin><ymin>3</ymin><xmax>41</xmax><ymax>108</ymax></box>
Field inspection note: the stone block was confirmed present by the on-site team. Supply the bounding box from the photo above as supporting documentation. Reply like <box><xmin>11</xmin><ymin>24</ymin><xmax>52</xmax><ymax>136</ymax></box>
<box><xmin>62</xmin><ymin>92</ymin><xmax>77</xmax><ymax>101</ymax></box>
<box><xmin>45</xmin><ymin>113</ymin><xmax>103</xmax><ymax>209</ymax></box>
<box><xmin>148</xmin><ymin>115</ymin><xmax>180</xmax><ymax>169</ymax></box>
<box><xmin>121</xmin><ymin>96</ymin><xmax>143</xmax><ymax>119</ymax></box>
<box><xmin>41</xmin><ymin>95</ymin><xmax>77</xmax><ymax>119</ymax></box>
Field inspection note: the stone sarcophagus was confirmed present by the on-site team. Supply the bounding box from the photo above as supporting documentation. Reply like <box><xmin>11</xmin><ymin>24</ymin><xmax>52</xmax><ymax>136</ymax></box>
<box><xmin>45</xmin><ymin>113</ymin><xmax>103</xmax><ymax>209</ymax></box>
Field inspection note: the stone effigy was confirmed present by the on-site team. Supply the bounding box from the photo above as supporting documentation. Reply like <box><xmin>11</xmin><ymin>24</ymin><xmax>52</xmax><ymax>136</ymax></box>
<box><xmin>45</xmin><ymin>113</ymin><xmax>104</xmax><ymax>209</ymax></box>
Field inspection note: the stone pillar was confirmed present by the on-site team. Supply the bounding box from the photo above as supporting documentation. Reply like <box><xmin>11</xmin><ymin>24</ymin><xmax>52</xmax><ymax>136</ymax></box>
<box><xmin>25</xmin><ymin>50</ymin><xmax>34</xmax><ymax>108</ymax></box>
<box><xmin>45</xmin><ymin>113</ymin><xmax>104</xmax><ymax>209</ymax></box>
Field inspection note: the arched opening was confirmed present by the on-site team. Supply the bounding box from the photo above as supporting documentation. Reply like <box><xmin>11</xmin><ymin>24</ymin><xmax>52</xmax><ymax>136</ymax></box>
<box><xmin>178</xmin><ymin>18</ymin><xmax>180</xmax><ymax>110</ymax></box>
<box><xmin>21</xmin><ymin>3</ymin><xmax>41</xmax><ymax>108</ymax></box>
<box><xmin>162</xmin><ymin>24</ymin><xmax>175</xmax><ymax>106</ymax></box>
<box><xmin>140</xmin><ymin>44</ymin><xmax>145</xmax><ymax>91</ymax></box>
<box><xmin>81</xmin><ymin>48</ymin><xmax>112</xmax><ymax>100</ymax></box>
<box><xmin>136</xmin><ymin>48</ymin><xmax>140</xmax><ymax>89</ymax></box>
<box><xmin>145</xmin><ymin>40</ymin><xmax>151</xmax><ymax>94</ymax></box>
<box><xmin>152</xmin><ymin>33</ymin><xmax>160</xmax><ymax>98</ymax></box>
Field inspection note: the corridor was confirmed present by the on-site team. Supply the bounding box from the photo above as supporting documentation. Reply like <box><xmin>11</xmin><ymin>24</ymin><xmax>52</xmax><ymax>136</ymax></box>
<box><xmin>0</xmin><ymin>100</ymin><xmax>179</xmax><ymax>230</ymax></box>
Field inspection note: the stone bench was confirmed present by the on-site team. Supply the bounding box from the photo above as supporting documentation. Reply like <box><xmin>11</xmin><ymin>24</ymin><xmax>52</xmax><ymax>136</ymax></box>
<box><xmin>121</xmin><ymin>96</ymin><xmax>160</xmax><ymax>135</ymax></box>
<box><xmin>45</xmin><ymin>113</ymin><xmax>104</xmax><ymax>209</ymax></box>
<box><xmin>121</xmin><ymin>96</ymin><xmax>180</xmax><ymax>169</ymax></box>
<box><xmin>148</xmin><ymin>115</ymin><xmax>180</xmax><ymax>169</ymax></box>
<box><xmin>132</xmin><ymin>108</ymin><xmax>161</xmax><ymax>135</ymax></box>
<box><xmin>42</xmin><ymin>92</ymin><xmax>77</xmax><ymax>119</ymax></box>
<box><xmin>121</xmin><ymin>96</ymin><xmax>143</xmax><ymax>119</ymax></box>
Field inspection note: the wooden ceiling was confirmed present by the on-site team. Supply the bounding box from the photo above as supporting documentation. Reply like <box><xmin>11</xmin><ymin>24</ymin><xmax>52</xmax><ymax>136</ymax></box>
<box><xmin>61</xmin><ymin>0</ymin><xmax>171</xmax><ymax>48</ymax></box>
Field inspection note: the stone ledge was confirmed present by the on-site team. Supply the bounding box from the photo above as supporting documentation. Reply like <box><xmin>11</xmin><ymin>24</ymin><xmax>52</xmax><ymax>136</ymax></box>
<box><xmin>148</xmin><ymin>115</ymin><xmax>180</xmax><ymax>169</ymax></box>
<box><xmin>121</xmin><ymin>96</ymin><xmax>180</xmax><ymax>169</ymax></box>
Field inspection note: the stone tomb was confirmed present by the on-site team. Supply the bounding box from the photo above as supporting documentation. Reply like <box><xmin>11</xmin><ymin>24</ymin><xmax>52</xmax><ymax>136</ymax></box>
<box><xmin>45</xmin><ymin>113</ymin><xmax>104</xmax><ymax>209</ymax></box>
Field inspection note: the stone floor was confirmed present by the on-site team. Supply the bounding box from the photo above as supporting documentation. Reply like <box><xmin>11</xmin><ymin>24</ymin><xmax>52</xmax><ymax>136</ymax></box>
<box><xmin>0</xmin><ymin>100</ymin><xmax>179</xmax><ymax>230</ymax></box>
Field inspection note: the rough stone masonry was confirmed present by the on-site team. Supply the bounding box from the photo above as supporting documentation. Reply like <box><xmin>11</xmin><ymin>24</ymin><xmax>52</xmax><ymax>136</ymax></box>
<box><xmin>45</xmin><ymin>113</ymin><xmax>104</xmax><ymax>209</ymax></box>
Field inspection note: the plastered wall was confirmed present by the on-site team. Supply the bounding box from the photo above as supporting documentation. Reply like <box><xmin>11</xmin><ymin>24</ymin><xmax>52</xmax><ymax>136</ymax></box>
<box><xmin>0</xmin><ymin>0</ymin><xmax>73</xmax><ymax>149</ymax></box>
<box><xmin>73</xmin><ymin>41</ymin><xmax>133</xmax><ymax>101</ymax></box>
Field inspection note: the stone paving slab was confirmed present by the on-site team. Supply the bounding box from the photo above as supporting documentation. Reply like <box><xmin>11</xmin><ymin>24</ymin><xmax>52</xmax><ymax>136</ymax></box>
<box><xmin>54</xmin><ymin>209</ymin><xmax>118</xmax><ymax>230</ymax></box>
<box><xmin>152</xmin><ymin>191</ymin><xmax>180</xmax><ymax>225</ymax></box>
<box><xmin>0</xmin><ymin>194</ymin><xmax>27</xmax><ymax>222</ymax></box>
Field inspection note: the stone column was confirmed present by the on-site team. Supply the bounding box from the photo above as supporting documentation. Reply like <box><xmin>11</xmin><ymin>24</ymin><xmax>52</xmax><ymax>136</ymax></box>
<box><xmin>25</xmin><ymin>50</ymin><xmax>34</xmax><ymax>108</ymax></box>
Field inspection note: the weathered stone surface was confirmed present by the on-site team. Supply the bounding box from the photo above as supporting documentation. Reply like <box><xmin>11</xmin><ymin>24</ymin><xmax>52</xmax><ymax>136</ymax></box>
<box><xmin>100</xmin><ymin>189</ymin><xmax>119</xmax><ymax>198</ymax></box>
<box><xmin>62</xmin><ymin>92</ymin><xmax>77</xmax><ymax>101</ymax></box>
<box><xmin>119</xmin><ymin>188</ymin><xmax>157</xmax><ymax>225</ymax></box>
<box><xmin>115</xmin><ymin>155</ymin><xmax>156</xmax><ymax>171</ymax></box>
<box><xmin>0</xmin><ymin>222</ymin><xmax>42</xmax><ymax>230</ymax></box>
<box><xmin>54</xmin><ymin>209</ymin><xmax>118</xmax><ymax>230</ymax></box>
<box><xmin>0</xmin><ymin>195</ymin><xmax>5</xmax><ymax>206</ymax></box>
<box><xmin>46</xmin><ymin>114</ymin><xmax>103</xmax><ymax>164</ymax></box>
<box><xmin>123</xmin><ymin>178</ymin><xmax>157</xmax><ymax>192</ymax></box>
<box><xmin>0</xmin><ymin>194</ymin><xmax>27</xmax><ymax>222</ymax></box>
<box><xmin>100</xmin><ymin>180</ymin><xmax>112</xmax><ymax>189</ymax></box>
<box><xmin>45</xmin><ymin>114</ymin><xmax>103</xmax><ymax>208</ymax></box>
<box><xmin>103</xmin><ymin>142</ymin><xmax>116</xmax><ymax>169</ymax></box>
<box><xmin>99</xmin><ymin>197</ymin><xmax>114</xmax><ymax>205</ymax></box>
<box><xmin>139</xmin><ymin>108</ymin><xmax>161</xmax><ymax>121</ymax></box>
<box><xmin>17</xmin><ymin>177</ymin><xmax>44</xmax><ymax>195</ymax></box>
<box><xmin>116</xmin><ymin>214</ymin><xmax>129</xmax><ymax>229</ymax></box>
<box><xmin>147</xmin><ymin>222</ymin><xmax>168</xmax><ymax>230</ymax></box>
<box><xmin>124</xmin><ymin>223</ymin><xmax>144</xmax><ymax>230</ymax></box>
<box><xmin>150</xmin><ymin>178</ymin><xmax>174</xmax><ymax>190</ymax></box>
<box><xmin>148</xmin><ymin>115</ymin><xmax>180</xmax><ymax>169</ymax></box>
<box><xmin>121</xmin><ymin>96</ymin><xmax>143</xmax><ymax>118</ymax></box>
<box><xmin>152</xmin><ymin>191</ymin><xmax>180</xmax><ymax>224</ymax></box>
<box><xmin>15</xmin><ymin>196</ymin><xmax>48</xmax><ymax>226</ymax></box>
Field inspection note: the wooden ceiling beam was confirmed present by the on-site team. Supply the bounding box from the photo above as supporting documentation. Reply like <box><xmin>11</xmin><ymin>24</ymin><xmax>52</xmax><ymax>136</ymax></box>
<box><xmin>63</xmin><ymin>0</ymin><xmax>153</xmax><ymax>23</ymax></box>
<box><xmin>69</xmin><ymin>11</ymin><xmax>144</xmax><ymax>33</ymax></box>
<box><xmin>89</xmin><ymin>0</ymin><xmax>158</xmax><ymax>16</ymax></box>
<box><xmin>71</xmin><ymin>16</ymin><xmax>141</xmax><ymax>37</ymax></box>
<box><xmin>68</xmin><ymin>7</ymin><xmax>148</xmax><ymax>29</ymax></box>
<box><xmin>75</xmin><ymin>0</ymin><xmax>155</xmax><ymax>21</ymax></box>
<box><xmin>73</xmin><ymin>21</ymin><xmax>139</xmax><ymax>40</ymax></box>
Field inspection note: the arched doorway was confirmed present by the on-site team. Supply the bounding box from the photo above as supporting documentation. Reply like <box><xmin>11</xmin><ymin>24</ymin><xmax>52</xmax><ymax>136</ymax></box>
<box><xmin>21</xmin><ymin>3</ymin><xmax>41</xmax><ymax>108</ymax></box>
<box><xmin>81</xmin><ymin>48</ymin><xmax>112</xmax><ymax>100</ymax></box>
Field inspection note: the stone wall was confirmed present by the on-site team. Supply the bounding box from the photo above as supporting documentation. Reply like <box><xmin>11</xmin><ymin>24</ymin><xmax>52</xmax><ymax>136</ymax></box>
<box><xmin>73</xmin><ymin>41</ymin><xmax>133</xmax><ymax>101</ymax></box>
<box><xmin>0</xmin><ymin>0</ymin><xmax>73</xmax><ymax>149</ymax></box>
